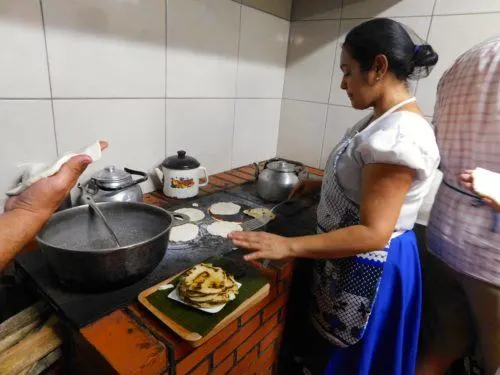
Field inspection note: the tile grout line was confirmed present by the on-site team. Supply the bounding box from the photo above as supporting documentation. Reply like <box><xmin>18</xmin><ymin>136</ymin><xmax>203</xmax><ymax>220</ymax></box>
<box><xmin>39</xmin><ymin>0</ymin><xmax>59</xmax><ymax>157</ymax></box>
<box><xmin>164</xmin><ymin>0</ymin><xmax>168</xmax><ymax>159</ymax></box>
<box><xmin>291</xmin><ymin>10</ymin><xmax>500</xmax><ymax>22</ymax></box>
<box><xmin>413</xmin><ymin>0</ymin><xmax>438</xmax><ymax>111</ymax></box>
<box><xmin>0</xmin><ymin>97</ymin><xmax>285</xmax><ymax>101</ymax></box>
<box><xmin>417</xmin><ymin>0</ymin><xmax>438</xmax><ymax>107</ymax></box>
<box><xmin>276</xmin><ymin>12</ymin><xmax>293</xmax><ymax>160</ymax></box>
<box><xmin>318</xmin><ymin>1</ymin><xmax>345</xmax><ymax>168</ymax></box>
<box><xmin>230</xmin><ymin>2</ymin><xmax>243</xmax><ymax>169</ymax></box>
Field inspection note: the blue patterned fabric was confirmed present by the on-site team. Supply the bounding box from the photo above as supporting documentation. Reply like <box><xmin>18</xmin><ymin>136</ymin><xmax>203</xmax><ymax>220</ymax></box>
<box><xmin>323</xmin><ymin>231</ymin><xmax>422</xmax><ymax>375</ymax></box>
<box><xmin>313</xmin><ymin>125</ymin><xmax>389</xmax><ymax>347</ymax></box>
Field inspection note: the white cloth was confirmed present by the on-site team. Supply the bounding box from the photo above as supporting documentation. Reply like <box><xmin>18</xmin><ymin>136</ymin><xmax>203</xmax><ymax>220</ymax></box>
<box><xmin>7</xmin><ymin>141</ymin><xmax>102</xmax><ymax>196</ymax></box>
<box><xmin>336</xmin><ymin>111</ymin><xmax>440</xmax><ymax>231</ymax></box>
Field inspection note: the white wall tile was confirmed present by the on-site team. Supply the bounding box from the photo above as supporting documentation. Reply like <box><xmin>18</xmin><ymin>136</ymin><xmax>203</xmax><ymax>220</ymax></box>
<box><xmin>292</xmin><ymin>0</ymin><xmax>342</xmax><ymax>21</ymax></box>
<box><xmin>330</xmin><ymin>17</ymin><xmax>431</xmax><ymax>106</ymax></box>
<box><xmin>0</xmin><ymin>0</ymin><xmax>51</xmax><ymax>98</ymax></box>
<box><xmin>53</xmin><ymin>99</ymin><xmax>165</xmax><ymax>193</ymax></box>
<box><xmin>237</xmin><ymin>6</ymin><xmax>289</xmax><ymax>98</ymax></box>
<box><xmin>0</xmin><ymin>100</ymin><xmax>57</xmax><ymax>198</ymax></box>
<box><xmin>283</xmin><ymin>20</ymin><xmax>339</xmax><ymax>103</ymax></box>
<box><xmin>277</xmin><ymin>99</ymin><xmax>327</xmax><ymax>167</ymax></box>
<box><xmin>417</xmin><ymin>13</ymin><xmax>500</xmax><ymax>115</ymax></box>
<box><xmin>166</xmin><ymin>99</ymin><xmax>235</xmax><ymax>174</ymax></box>
<box><xmin>232</xmin><ymin>99</ymin><xmax>281</xmax><ymax>167</ymax></box>
<box><xmin>43</xmin><ymin>0</ymin><xmax>165</xmax><ymax>98</ymax></box>
<box><xmin>341</xmin><ymin>0</ymin><xmax>435</xmax><ymax>18</ymax></box>
<box><xmin>434</xmin><ymin>0</ymin><xmax>500</xmax><ymax>15</ymax></box>
<box><xmin>167</xmin><ymin>0</ymin><xmax>240</xmax><ymax>98</ymax></box>
<box><xmin>320</xmin><ymin>105</ymin><xmax>368</xmax><ymax>168</ymax></box>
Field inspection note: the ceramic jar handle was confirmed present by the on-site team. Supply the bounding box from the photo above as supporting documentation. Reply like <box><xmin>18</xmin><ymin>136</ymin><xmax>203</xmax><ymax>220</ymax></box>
<box><xmin>199</xmin><ymin>167</ymin><xmax>209</xmax><ymax>187</ymax></box>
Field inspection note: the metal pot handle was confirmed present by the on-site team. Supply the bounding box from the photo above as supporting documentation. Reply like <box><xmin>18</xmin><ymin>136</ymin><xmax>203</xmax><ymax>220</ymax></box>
<box><xmin>169</xmin><ymin>212</ymin><xmax>191</xmax><ymax>227</ymax></box>
<box><xmin>96</xmin><ymin>168</ymin><xmax>149</xmax><ymax>191</ymax></box>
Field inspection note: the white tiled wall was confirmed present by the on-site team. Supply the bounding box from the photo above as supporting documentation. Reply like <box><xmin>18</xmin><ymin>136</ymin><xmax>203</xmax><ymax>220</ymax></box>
<box><xmin>279</xmin><ymin>0</ymin><xmax>500</xmax><ymax>223</ymax></box>
<box><xmin>280</xmin><ymin>0</ymin><xmax>500</xmax><ymax>167</ymax></box>
<box><xmin>0</xmin><ymin>0</ymin><xmax>289</xmax><ymax>203</ymax></box>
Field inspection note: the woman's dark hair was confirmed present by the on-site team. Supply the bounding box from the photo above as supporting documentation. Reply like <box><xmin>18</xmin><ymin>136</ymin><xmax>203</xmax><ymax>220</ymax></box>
<box><xmin>343</xmin><ymin>18</ymin><xmax>438</xmax><ymax>80</ymax></box>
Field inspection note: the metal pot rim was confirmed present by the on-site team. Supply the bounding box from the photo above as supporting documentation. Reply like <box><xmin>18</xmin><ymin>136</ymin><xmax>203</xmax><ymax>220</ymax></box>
<box><xmin>36</xmin><ymin>202</ymin><xmax>174</xmax><ymax>254</ymax></box>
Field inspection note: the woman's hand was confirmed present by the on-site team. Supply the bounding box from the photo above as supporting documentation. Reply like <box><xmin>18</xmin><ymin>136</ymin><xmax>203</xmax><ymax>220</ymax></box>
<box><xmin>459</xmin><ymin>170</ymin><xmax>500</xmax><ymax>211</ymax></box>
<box><xmin>228</xmin><ymin>231</ymin><xmax>295</xmax><ymax>261</ymax></box>
<box><xmin>288</xmin><ymin>179</ymin><xmax>322</xmax><ymax>199</ymax></box>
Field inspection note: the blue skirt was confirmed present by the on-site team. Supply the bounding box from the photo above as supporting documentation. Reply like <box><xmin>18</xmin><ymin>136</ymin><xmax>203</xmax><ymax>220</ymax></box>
<box><xmin>321</xmin><ymin>231</ymin><xmax>422</xmax><ymax>375</ymax></box>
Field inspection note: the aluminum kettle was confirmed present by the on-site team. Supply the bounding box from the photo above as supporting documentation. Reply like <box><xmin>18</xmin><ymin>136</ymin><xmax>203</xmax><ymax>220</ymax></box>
<box><xmin>254</xmin><ymin>159</ymin><xmax>304</xmax><ymax>202</ymax></box>
<box><xmin>77</xmin><ymin>166</ymin><xmax>148</xmax><ymax>205</ymax></box>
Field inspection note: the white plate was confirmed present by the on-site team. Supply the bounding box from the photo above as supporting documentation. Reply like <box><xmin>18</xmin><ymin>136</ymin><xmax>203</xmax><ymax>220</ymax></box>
<box><xmin>168</xmin><ymin>282</ymin><xmax>242</xmax><ymax>314</ymax></box>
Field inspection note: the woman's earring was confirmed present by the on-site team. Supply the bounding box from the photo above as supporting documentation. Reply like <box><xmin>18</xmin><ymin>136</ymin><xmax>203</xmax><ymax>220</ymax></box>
<box><xmin>376</xmin><ymin>76</ymin><xmax>381</xmax><ymax>81</ymax></box>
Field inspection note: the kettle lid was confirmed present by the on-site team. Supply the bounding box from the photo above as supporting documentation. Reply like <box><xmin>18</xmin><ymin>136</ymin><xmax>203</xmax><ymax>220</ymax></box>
<box><xmin>92</xmin><ymin>166</ymin><xmax>132</xmax><ymax>187</ymax></box>
<box><xmin>267</xmin><ymin>160</ymin><xmax>296</xmax><ymax>173</ymax></box>
<box><xmin>162</xmin><ymin>150</ymin><xmax>200</xmax><ymax>170</ymax></box>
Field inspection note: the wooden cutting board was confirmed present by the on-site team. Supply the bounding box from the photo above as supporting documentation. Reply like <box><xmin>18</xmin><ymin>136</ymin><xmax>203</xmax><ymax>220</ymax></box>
<box><xmin>138</xmin><ymin>259</ymin><xmax>269</xmax><ymax>347</ymax></box>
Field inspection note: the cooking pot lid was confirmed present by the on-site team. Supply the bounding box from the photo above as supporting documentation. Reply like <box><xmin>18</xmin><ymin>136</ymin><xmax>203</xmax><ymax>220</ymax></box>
<box><xmin>267</xmin><ymin>160</ymin><xmax>296</xmax><ymax>173</ymax></box>
<box><xmin>92</xmin><ymin>166</ymin><xmax>132</xmax><ymax>185</ymax></box>
<box><xmin>162</xmin><ymin>150</ymin><xmax>200</xmax><ymax>170</ymax></box>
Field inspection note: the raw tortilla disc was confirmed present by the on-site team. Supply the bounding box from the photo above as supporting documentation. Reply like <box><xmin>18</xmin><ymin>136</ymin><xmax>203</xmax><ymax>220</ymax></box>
<box><xmin>170</xmin><ymin>223</ymin><xmax>199</xmax><ymax>242</ymax></box>
<box><xmin>209</xmin><ymin>202</ymin><xmax>241</xmax><ymax>216</ymax></box>
<box><xmin>206</xmin><ymin>221</ymin><xmax>242</xmax><ymax>238</ymax></box>
<box><xmin>174</xmin><ymin>208</ymin><xmax>205</xmax><ymax>222</ymax></box>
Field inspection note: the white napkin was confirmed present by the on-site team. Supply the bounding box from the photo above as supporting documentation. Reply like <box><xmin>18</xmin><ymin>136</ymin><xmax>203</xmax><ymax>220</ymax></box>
<box><xmin>472</xmin><ymin>167</ymin><xmax>500</xmax><ymax>203</ymax></box>
<box><xmin>7</xmin><ymin>141</ymin><xmax>102</xmax><ymax>196</ymax></box>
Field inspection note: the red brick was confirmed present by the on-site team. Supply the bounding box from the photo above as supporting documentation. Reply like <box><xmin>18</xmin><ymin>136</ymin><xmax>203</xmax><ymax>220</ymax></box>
<box><xmin>247</xmin><ymin>261</ymin><xmax>279</xmax><ymax>284</ymax></box>
<box><xmin>215</xmin><ymin>172</ymin><xmax>247</xmax><ymax>185</ymax></box>
<box><xmin>213</xmin><ymin>353</ymin><xmax>235</xmax><ymax>375</ymax></box>
<box><xmin>236</xmin><ymin>314</ymin><xmax>279</xmax><ymax>361</ymax></box>
<box><xmin>227</xmin><ymin>169</ymin><xmax>254</xmax><ymax>181</ymax></box>
<box><xmin>127</xmin><ymin>303</ymin><xmax>193</xmax><ymax>361</ymax></box>
<box><xmin>200</xmin><ymin>184</ymin><xmax>220</xmax><ymax>194</ymax></box>
<box><xmin>213</xmin><ymin>315</ymin><xmax>260</xmax><ymax>366</ymax></box>
<box><xmin>249</xmin><ymin>342</ymin><xmax>278</xmax><ymax>375</ymax></box>
<box><xmin>239</xmin><ymin>166</ymin><xmax>257</xmax><ymax>176</ymax></box>
<box><xmin>240</xmin><ymin>296</ymin><xmax>268</xmax><ymax>325</ymax></box>
<box><xmin>229</xmin><ymin>346</ymin><xmax>258</xmax><ymax>375</ymax></box>
<box><xmin>177</xmin><ymin>320</ymin><xmax>239</xmax><ymax>375</ymax></box>
<box><xmin>80</xmin><ymin>310</ymin><xmax>166</xmax><ymax>375</ymax></box>
<box><xmin>260</xmin><ymin>323</ymin><xmax>285</xmax><ymax>352</ymax></box>
<box><xmin>304</xmin><ymin>166</ymin><xmax>324</xmax><ymax>176</ymax></box>
<box><xmin>209</xmin><ymin>176</ymin><xmax>234</xmax><ymax>189</ymax></box>
<box><xmin>189</xmin><ymin>358</ymin><xmax>210</xmax><ymax>375</ymax></box>
<box><xmin>263</xmin><ymin>294</ymin><xmax>288</xmax><ymax>322</ymax></box>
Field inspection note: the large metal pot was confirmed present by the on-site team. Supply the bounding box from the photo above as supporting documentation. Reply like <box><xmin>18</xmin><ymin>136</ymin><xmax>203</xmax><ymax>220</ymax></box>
<box><xmin>36</xmin><ymin>202</ymin><xmax>187</xmax><ymax>291</ymax></box>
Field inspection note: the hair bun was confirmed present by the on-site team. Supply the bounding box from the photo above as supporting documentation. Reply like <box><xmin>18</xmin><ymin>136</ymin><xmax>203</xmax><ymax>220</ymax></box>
<box><xmin>410</xmin><ymin>44</ymin><xmax>439</xmax><ymax>78</ymax></box>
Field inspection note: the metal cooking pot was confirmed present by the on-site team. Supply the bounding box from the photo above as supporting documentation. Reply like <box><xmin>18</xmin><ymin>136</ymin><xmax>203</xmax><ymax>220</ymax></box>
<box><xmin>36</xmin><ymin>202</ymin><xmax>188</xmax><ymax>291</ymax></box>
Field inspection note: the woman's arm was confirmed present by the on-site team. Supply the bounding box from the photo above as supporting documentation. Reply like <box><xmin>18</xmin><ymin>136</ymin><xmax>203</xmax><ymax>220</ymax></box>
<box><xmin>229</xmin><ymin>163</ymin><xmax>415</xmax><ymax>261</ymax></box>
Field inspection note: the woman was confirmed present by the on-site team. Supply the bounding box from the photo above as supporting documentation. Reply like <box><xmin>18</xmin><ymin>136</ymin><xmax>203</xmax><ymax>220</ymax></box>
<box><xmin>229</xmin><ymin>18</ymin><xmax>440</xmax><ymax>374</ymax></box>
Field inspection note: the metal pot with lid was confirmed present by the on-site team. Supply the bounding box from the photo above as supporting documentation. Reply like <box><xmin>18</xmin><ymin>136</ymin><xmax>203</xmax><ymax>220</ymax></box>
<box><xmin>255</xmin><ymin>159</ymin><xmax>304</xmax><ymax>202</ymax></box>
<box><xmin>155</xmin><ymin>150</ymin><xmax>208</xmax><ymax>199</ymax></box>
<box><xmin>77</xmin><ymin>166</ymin><xmax>148</xmax><ymax>205</ymax></box>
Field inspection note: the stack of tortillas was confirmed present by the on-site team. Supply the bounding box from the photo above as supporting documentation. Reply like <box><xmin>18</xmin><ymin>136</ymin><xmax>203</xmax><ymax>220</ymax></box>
<box><xmin>178</xmin><ymin>264</ymin><xmax>239</xmax><ymax>308</ymax></box>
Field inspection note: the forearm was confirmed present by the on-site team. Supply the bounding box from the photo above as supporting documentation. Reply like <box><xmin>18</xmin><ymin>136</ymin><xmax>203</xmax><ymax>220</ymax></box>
<box><xmin>0</xmin><ymin>209</ymin><xmax>49</xmax><ymax>270</ymax></box>
<box><xmin>291</xmin><ymin>225</ymin><xmax>389</xmax><ymax>259</ymax></box>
